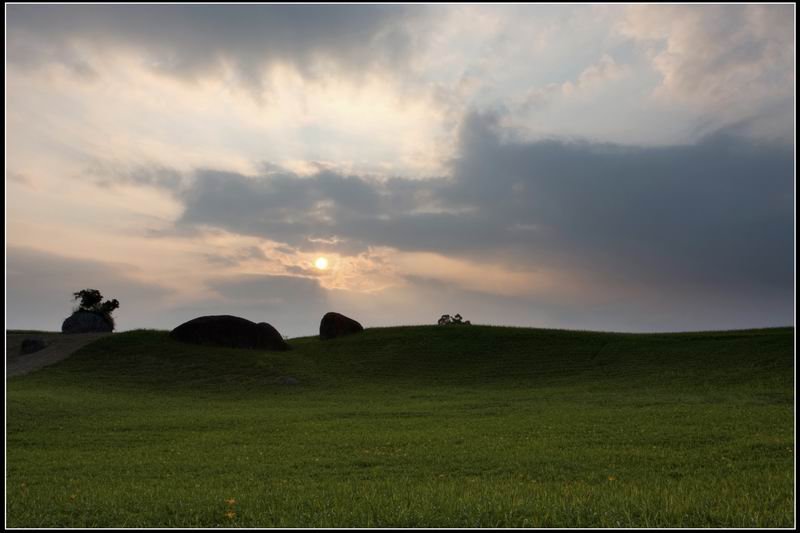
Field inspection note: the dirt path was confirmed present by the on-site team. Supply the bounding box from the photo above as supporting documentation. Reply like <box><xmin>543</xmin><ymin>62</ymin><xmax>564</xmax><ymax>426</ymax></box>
<box><xmin>6</xmin><ymin>332</ymin><xmax>110</xmax><ymax>378</ymax></box>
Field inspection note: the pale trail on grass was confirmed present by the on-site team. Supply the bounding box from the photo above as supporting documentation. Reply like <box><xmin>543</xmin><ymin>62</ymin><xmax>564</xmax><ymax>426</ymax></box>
<box><xmin>6</xmin><ymin>333</ymin><xmax>110</xmax><ymax>377</ymax></box>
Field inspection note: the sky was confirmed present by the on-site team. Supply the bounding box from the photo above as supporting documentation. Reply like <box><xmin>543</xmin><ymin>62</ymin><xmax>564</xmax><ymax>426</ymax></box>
<box><xmin>5</xmin><ymin>4</ymin><xmax>796</xmax><ymax>337</ymax></box>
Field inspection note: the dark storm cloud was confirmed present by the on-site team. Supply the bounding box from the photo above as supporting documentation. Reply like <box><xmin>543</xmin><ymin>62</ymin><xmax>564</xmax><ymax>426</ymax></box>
<box><xmin>447</xmin><ymin>112</ymin><xmax>794</xmax><ymax>294</ymax></box>
<box><xmin>174</xmin><ymin>110</ymin><xmax>793</xmax><ymax>306</ymax></box>
<box><xmin>7</xmin><ymin>4</ymin><xmax>424</xmax><ymax>88</ymax></box>
<box><xmin>6</xmin><ymin>246</ymin><xmax>173</xmax><ymax>331</ymax></box>
<box><xmin>178</xmin><ymin>169</ymin><xmax>453</xmax><ymax>255</ymax></box>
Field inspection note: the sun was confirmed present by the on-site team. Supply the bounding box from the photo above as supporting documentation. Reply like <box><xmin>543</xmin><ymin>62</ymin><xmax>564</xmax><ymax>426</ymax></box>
<box><xmin>314</xmin><ymin>257</ymin><xmax>329</xmax><ymax>270</ymax></box>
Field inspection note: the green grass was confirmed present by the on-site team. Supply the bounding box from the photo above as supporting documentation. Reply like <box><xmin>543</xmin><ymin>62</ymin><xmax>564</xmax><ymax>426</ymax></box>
<box><xmin>6</xmin><ymin>325</ymin><xmax>795</xmax><ymax>527</ymax></box>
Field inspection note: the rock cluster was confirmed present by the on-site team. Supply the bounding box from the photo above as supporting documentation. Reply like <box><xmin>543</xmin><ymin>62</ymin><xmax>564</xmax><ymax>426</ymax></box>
<box><xmin>130</xmin><ymin>311</ymin><xmax>367</xmax><ymax>353</ymax></box>
<box><xmin>170</xmin><ymin>315</ymin><xmax>290</xmax><ymax>351</ymax></box>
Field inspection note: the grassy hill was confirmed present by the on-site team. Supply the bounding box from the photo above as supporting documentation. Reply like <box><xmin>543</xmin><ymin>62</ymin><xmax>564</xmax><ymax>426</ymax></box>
<box><xmin>6</xmin><ymin>325</ymin><xmax>795</xmax><ymax>527</ymax></box>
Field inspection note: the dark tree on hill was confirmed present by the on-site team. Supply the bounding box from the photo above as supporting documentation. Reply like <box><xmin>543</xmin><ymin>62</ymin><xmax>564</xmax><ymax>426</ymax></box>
<box><xmin>72</xmin><ymin>289</ymin><xmax>120</xmax><ymax>330</ymax></box>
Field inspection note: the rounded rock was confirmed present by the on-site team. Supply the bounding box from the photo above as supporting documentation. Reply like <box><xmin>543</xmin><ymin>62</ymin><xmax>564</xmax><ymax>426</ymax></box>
<box><xmin>170</xmin><ymin>315</ymin><xmax>290</xmax><ymax>351</ymax></box>
<box><xmin>319</xmin><ymin>312</ymin><xmax>364</xmax><ymax>340</ymax></box>
<box><xmin>61</xmin><ymin>311</ymin><xmax>113</xmax><ymax>334</ymax></box>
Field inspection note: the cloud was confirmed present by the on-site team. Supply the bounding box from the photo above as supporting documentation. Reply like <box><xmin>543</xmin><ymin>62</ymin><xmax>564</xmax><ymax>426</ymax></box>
<box><xmin>161</xmin><ymin>108</ymin><xmax>793</xmax><ymax>330</ymax></box>
<box><xmin>7</xmin><ymin>4</ymin><xmax>427</xmax><ymax>95</ymax></box>
<box><xmin>176</xmin><ymin>168</ymin><xmax>454</xmax><ymax>255</ymax></box>
<box><xmin>201</xmin><ymin>246</ymin><xmax>268</xmax><ymax>268</ymax></box>
<box><xmin>619</xmin><ymin>4</ymin><xmax>794</xmax><ymax>142</ymax></box>
<box><xmin>451</xmin><ymin>111</ymin><xmax>794</xmax><ymax>293</ymax></box>
<box><xmin>86</xmin><ymin>160</ymin><xmax>187</xmax><ymax>193</ymax></box>
<box><xmin>564</xmin><ymin>53</ymin><xmax>625</xmax><ymax>93</ymax></box>
<box><xmin>524</xmin><ymin>53</ymin><xmax>627</xmax><ymax>110</ymax></box>
<box><xmin>7</xmin><ymin>171</ymin><xmax>36</xmax><ymax>189</ymax></box>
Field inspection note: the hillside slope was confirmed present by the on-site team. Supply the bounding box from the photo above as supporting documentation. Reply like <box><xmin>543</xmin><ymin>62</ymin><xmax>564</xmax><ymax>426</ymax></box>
<box><xmin>11</xmin><ymin>325</ymin><xmax>793</xmax><ymax>392</ymax></box>
<box><xmin>6</xmin><ymin>325</ymin><xmax>794</xmax><ymax>527</ymax></box>
<box><xmin>6</xmin><ymin>331</ymin><xmax>111</xmax><ymax>377</ymax></box>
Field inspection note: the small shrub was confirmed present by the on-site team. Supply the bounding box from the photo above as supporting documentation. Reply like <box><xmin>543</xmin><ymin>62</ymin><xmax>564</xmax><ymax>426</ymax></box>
<box><xmin>437</xmin><ymin>313</ymin><xmax>471</xmax><ymax>326</ymax></box>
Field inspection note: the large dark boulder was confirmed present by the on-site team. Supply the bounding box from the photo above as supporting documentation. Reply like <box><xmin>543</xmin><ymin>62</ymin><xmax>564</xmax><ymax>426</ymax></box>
<box><xmin>319</xmin><ymin>311</ymin><xmax>363</xmax><ymax>340</ymax></box>
<box><xmin>62</xmin><ymin>310</ymin><xmax>113</xmax><ymax>334</ymax></box>
<box><xmin>170</xmin><ymin>315</ymin><xmax>290</xmax><ymax>351</ymax></box>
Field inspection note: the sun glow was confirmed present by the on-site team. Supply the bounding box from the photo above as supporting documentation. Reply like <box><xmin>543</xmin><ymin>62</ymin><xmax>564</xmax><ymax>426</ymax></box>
<box><xmin>314</xmin><ymin>257</ymin><xmax>329</xmax><ymax>270</ymax></box>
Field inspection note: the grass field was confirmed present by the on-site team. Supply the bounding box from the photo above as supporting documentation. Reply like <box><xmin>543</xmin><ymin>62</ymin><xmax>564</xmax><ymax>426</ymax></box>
<box><xmin>5</xmin><ymin>325</ymin><xmax>795</xmax><ymax>527</ymax></box>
